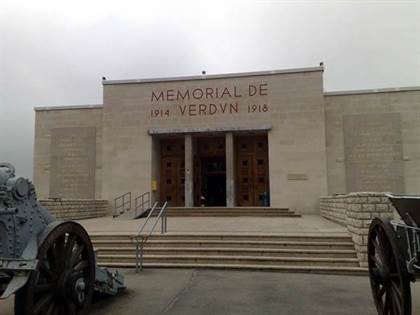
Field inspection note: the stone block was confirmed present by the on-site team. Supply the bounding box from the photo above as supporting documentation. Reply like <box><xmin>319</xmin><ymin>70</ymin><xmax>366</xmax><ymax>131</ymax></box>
<box><xmin>351</xmin><ymin>234</ymin><xmax>364</xmax><ymax>245</ymax></box>
<box><xmin>351</xmin><ymin>212</ymin><xmax>372</xmax><ymax>220</ymax></box>
<box><xmin>375</xmin><ymin>204</ymin><xmax>390</xmax><ymax>212</ymax></box>
<box><xmin>355</xmin><ymin>197</ymin><xmax>369</xmax><ymax>204</ymax></box>
<box><xmin>348</xmin><ymin>204</ymin><xmax>362</xmax><ymax>212</ymax></box>
<box><xmin>361</xmin><ymin>204</ymin><xmax>375</xmax><ymax>212</ymax></box>
<box><xmin>381</xmin><ymin>197</ymin><xmax>390</xmax><ymax>203</ymax></box>
<box><xmin>368</xmin><ymin>196</ymin><xmax>382</xmax><ymax>203</ymax></box>
<box><xmin>379</xmin><ymin>212</ymin><xmax>394</xmax><ymax>219</ymax></box>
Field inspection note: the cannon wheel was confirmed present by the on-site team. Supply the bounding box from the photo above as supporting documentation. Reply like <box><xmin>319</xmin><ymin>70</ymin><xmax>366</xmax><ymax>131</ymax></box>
<box><xmin>368</xmin><ymin>217</ymin><xmax>411</xmax><ymax>315</ymax></box>
<box><xmin>15</xmin><ymin>221</ymin><xmax>95</xmax><ymax>315</ymax></box>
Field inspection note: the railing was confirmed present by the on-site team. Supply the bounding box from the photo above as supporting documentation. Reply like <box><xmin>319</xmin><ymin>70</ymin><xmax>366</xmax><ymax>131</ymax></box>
<box><xmin>113</xmin><ymin>192</ymin><xmax>131</xmax><ymax>217</ymax></box>
<box><xmin>131</xmin><ymin>201</ymin><xmax>168</xmax><ymax>272</ymax></box>
<box><xmin>134</xmin><ymin>192</ymin><xmax>151</xmax><ymax>218</ymax></box>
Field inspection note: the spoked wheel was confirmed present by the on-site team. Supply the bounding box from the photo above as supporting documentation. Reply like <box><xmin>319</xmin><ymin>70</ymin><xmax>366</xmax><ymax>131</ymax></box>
<box><xmin>0</xmin><ymin>272</ymin><xmax>12</xmax><ymax>296</ymax></box>
<box><xmin>15</xmin><ymin>222</ymin><xmax>95</xmax><ymax>315</ymax></box>
<box><xmin>368</xmin><ymin>218</ymin><xmax>411</xmax><ymax>315</ymax></box>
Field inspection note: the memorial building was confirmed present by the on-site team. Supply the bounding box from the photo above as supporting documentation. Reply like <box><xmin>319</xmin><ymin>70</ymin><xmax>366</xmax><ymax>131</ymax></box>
<box><xmin>33</xmin><ymin>65</ymin><xmax>420</xmax><ymax>213</ymax></box>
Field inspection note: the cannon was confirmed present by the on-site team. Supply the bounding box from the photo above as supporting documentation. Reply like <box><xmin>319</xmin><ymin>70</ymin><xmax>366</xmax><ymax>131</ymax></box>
<box><xmin>368</xmin><ymin>194</ymin><xmax>420</xmax><ymax>315</ymax></box>
<box><xmin>0</xmin><ymin>163</ymin><xmax>124</xmax><ymax>314</ymax></box>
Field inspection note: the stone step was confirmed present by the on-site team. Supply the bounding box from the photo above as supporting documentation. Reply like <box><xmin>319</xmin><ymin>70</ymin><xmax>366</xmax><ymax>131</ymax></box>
<box><xmin>89</xmin><ymin>232</ymin><xmax>352</xmax><ymax>242</ymax></box>
<box><xmin>167</xmin><ymin>207</ymin><xmax>290</xmax><ymax>211</ymax></box>
<box><xmin>144</xmin><ymin>207</ymin><xmax>300</xmax><ymax>217</ymax></box>
<box><xmin>90</xmin><ymin>231</ymin><xmax>360</xmax><ymax>274</ymax></box>
<box><xmin>96</xmin><ymin>254</ymin><xmax>360</xmax><ymax>267</ymax></box>
<box><xmin>97</xmin><ymin>262</ymin><xmax>367</xmax><ymax>276</ymax></box>
<box><xmin>161</xmin><ymin>209</ymin><xmax>293</xmax><ymax>212</ymax></box>
<box><xmin>51</xmin><ymin>210</ymin><xmax>107</xmax><ymax>217</ymax></box>
<box><xmin>92</xmin><ymin>240</ymin><xmax>355</xmax><ymax>250</ymax></box>
<box><xmin>164</xmin><ymin>209</ymin><xmax>292</xmax><ymax>212</ymax></box>
<box><xmin>57</xmin><ymin>209</ymin><xmax>106</xmax><ymax>212</ymax></box>
<box><xmin>95</xmin><ymin>247</ymin><xmax>357</xmax><ymax>258</ymax></box>
<box><xmin>53</xmin><ymin>213</ymin><xmax>107</xmax><ymax>220</ymax></box>
<box><xmin>160</xmin><ymin>213</ymin><xmax>301</xmax><ymax>217</ymax></box>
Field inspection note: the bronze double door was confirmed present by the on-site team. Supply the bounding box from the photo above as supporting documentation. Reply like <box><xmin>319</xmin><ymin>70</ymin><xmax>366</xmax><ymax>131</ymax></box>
<box><xmin>159</xmin><ymin>135</ymin><xmax>269</xmax><ymax>207</ymax></box>
<box><xmin>160</xmin><ymin>139</ymin><xmax>185</xmax><ymax>206</ymax></box>
<box><xmin>236</xmin><ymin>135</ymin><xmax>270</xmax><ymax>207</ymax></box>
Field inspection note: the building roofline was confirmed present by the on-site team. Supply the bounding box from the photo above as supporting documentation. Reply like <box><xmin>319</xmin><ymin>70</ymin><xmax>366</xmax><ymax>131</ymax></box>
<box><xmin>34</xmin><ymin>104</ymin><xmax>103</xmax><ymax>112</ymax></box>
<box><xmin>324</xmin><ymin>86</ymin><xmax>420</xmax><ymax>96</ymax></box>
<box><xmin>102</xmin><ymin>66</ymin><xmax>324</xmax><ymax>86</ymax></box>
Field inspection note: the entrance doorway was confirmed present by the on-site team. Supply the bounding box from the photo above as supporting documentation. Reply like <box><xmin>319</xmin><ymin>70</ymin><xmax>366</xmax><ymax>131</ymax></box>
<box><xmin>194</xmin><ymin>137</ymin><xmax>226</xmax><ymax>207</ymax></box>
<box><xmin>201</xmin><ymin>158</ymin><xmax>226</xmax><ymax>206</ymax></box>
<box><xmin>160</xmin><ymin>138</ymin><xmax>185</xmax><ymax>206</ymax></box>
<box><xmin>236</xmin><ymin>134</ymin><xmax>270</xmax><ymax>207</ymax></box>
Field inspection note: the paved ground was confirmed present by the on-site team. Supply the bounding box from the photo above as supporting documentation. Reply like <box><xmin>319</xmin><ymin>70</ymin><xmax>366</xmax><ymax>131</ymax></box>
<box><xmin>1</xmin><ymin>217</ymin><xmax>410</xmax><ymax>314</ymax></box>
<box><xmin>5</xmin><ymin>268</ymin><xmax>420</xmax><ymax>315</ymax></box>
<box><xmin>78</xmin><ymin>214</ymin><xmax>348</xmax><ymax>235</ymax></box>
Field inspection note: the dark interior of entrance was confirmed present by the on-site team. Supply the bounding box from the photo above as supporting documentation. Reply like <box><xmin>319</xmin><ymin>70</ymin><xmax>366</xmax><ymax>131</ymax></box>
<box><xmin>194</xmin><ymin>137</ymin><xmax>226</xmax><ymax>207</ymax></box>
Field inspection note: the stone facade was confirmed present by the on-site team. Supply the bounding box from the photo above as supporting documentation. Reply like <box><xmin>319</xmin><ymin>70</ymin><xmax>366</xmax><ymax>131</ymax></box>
<box><xmin>34</xmin><ymin>105</ymin><xmax>103</xmax><ymax>199</ymax></box>
<box><xmin>32</xmin><ymin>66</ymin><xmax>420</xmax><ymax>215</ymax></box>
<box><xmin>324</xmin><ymin>89</ymin><xmax>420</xmax><ymax>195</ymax></box>
<box><xmin>101</xmin><ymin>68</ymin><xmax>327</xmax><ymax>213</ymax></box>
<box><xmin>320</xmin><ymin>192</ymin><xmax>395</xmax><ymax>267</ymax></box>
<box><xmin>40</xmin><ymin>199</ymin><xmax>110</xmax><ymax>220</ymax></box>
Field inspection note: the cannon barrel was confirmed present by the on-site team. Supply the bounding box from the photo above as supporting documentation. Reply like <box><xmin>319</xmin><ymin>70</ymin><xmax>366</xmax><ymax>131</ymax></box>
<box><xmin>0</xmin><ymin>163</ymin><xmax>124</xmax><ymax>314</ymax></box>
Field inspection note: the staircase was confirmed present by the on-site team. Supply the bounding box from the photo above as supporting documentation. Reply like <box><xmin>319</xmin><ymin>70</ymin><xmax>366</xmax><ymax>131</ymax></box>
<box><xmin>146</xmin><ymin>207</ymin><xmax>300</xmax><ymax>217</ymax></box>
<box><xmin>91</xmin><ymin>233</ymin><xmax>367</xmax><ymax>275</ymax></box>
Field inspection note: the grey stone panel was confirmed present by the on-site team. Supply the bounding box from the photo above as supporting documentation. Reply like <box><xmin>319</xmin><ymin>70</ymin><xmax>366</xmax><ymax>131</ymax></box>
<box><xmin>49</xmin><ymin>127</ymin><xmax>96</xmax><ymax>198</ymax></box>
<box><xmin>343</xmin><ymin>113</ymin><xmax>404</xmax><ymax>193</ymax></box>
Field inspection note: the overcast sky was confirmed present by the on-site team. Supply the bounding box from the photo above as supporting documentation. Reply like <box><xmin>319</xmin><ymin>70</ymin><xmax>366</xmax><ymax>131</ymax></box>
<box><xmin>0</xmin><ymin>0</ymin><xmax>419</xmax><ymax>179</ymax></box>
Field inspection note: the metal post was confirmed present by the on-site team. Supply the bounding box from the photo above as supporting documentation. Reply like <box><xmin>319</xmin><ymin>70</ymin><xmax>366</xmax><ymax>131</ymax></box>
<box><xmin>164</xmin><ymin>212</ymin><xmax>167</xmax><ymax>233</ymax></box>
<box><xmin>135</xmin><ymin>239</ymin><xmax>139</xmax><ymax>273</ymax></box>
<box><xmin>140</xmin><ymin>238</ymin><xmax>144</xmax><ymax>271</ymax></box>
<box><xmin>161</xmin><ymin>213</ymin><xmax>164</xmax><ymax>234</ymax></box>
<box><xmin>114</xmin><ymin>199</ymin><xmax>117</xmax><ymax>217</ymax></box>
<box><xmin>140</xmin><ymin>194</ymin><xmax>143</xmax><ymax>214</ymax></box>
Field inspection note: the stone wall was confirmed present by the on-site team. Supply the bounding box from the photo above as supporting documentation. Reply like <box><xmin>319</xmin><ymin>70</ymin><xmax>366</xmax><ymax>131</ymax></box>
<box><xmin>320</xmin><ymin>192</ymin><xmax>395</xmax><ymax>267</ymax></box>
<box><xmin>34</xmin><ymin>105</ymin><xmax>103</xmax><ymax>199</ymax></box>
<box><xmin>324</xmin><ymin>89</ymin><xmax>420</xmax><ymax>196</ymax></box>
<box><xmin>319</xmin><ymin>195</ymin><xmax>347</xmax><ymax>226</ymax></box>
<box><xmin>40</xmin><ymin>199</ymin><xmax>110</xmax><ymax>220</ymax></box>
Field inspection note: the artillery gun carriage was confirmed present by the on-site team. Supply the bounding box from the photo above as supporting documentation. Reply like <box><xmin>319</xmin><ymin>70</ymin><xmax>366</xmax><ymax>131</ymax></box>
<box><xmin>368</xmin><ymin>194</ymin><xmax>420</xmax><ymax>315</ymax></box>
<box><xmin>0</xmin><ymin>163</ymin><xmax>124</xmax><ymax>314</ymax></box>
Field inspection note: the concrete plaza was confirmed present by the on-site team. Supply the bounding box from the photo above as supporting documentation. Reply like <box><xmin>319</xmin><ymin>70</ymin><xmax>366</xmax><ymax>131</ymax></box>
<box><xmin>3</xmin><ymin>268</ymin><xmax>420</xmax><ymax>315</ymax></box>
<box><xmin>2</xmin><ymin>215</ymin><xmax>420</xmax><ymax>314</ymax></box>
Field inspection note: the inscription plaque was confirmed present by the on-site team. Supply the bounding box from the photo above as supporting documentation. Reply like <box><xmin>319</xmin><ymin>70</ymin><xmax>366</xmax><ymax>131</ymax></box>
<box><xmin>343</xmin><ymin>113</ymin><xmax>404</xmax><ymax>193</ymax></box>
<box><xmin>49</xmin><ymin>127</ymin><xmax>96</xmax><ymax>198</ymax></box>
<box><xmin>287</xmin><ymin>174</ymin><xmax>308</xmax><ymax>180</ymax></box>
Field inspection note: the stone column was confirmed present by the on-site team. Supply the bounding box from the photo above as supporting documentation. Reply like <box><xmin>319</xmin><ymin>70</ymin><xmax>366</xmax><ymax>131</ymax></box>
<box><xmin>225</xmin><ymin>132</ymin><xmax>235</xmax><ymax>207</ymax></box>
<box><xmin>184</xmin><ymin>134</ymin><xmax>194</xmax><ymax>207</ymax></box>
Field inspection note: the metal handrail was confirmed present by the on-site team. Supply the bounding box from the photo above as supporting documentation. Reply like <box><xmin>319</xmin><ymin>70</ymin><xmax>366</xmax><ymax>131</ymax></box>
<box><xmin>113</xmin><ymin>192</ymin><xmax>131</xmax><ymax>217</ymax></box>
<box><xmin>134</xmin><ymin>192</ymin><xmax>151</xmax><ymax>217</ymax></box>
<box><xmin>137</xmin><ymin>201</ymin><xmax>159</xmax><ymax>235</ymax></box>
<box><xmin>131</xmin><ymin>201</ymin><xmax>168</xmax><ymax>272</ymax></box>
